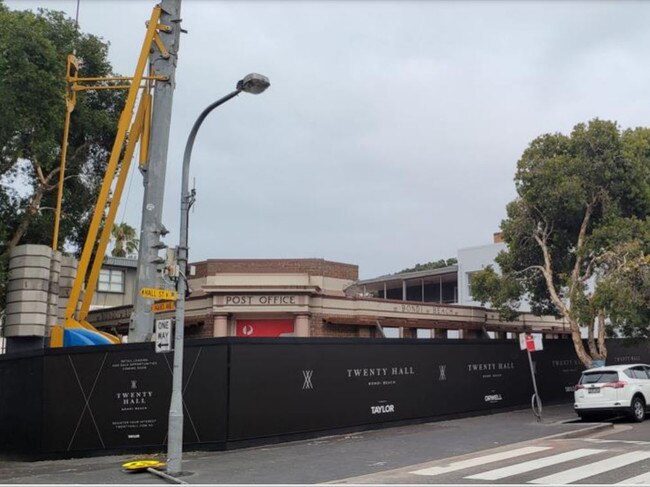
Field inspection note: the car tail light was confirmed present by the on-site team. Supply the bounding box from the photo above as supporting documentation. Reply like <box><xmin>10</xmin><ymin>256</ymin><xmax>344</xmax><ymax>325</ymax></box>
<box><xmin>603</xmin><ymin>381</ymin><xmax>627</xmax><ymax>389</ymax></box>
<box><xmin>575</xmin><ymin>384</ymin><xmax>585</xmax><ymax>390</ymax></box>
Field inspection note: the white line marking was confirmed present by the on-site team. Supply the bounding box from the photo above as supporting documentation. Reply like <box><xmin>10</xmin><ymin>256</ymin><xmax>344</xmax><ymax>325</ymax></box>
<box><xmin>411</xmin><ymin>446</ymin><xmax>552</xmax><ymax>477</ymax></box>
<box><xmin>529</xmin><ymin>451</ymin><xmax>650</xmax><ymax>485</ymax></box>
<box><xmin>582</xmin><ymin>438</ymin><xmax>650</xmax><ymax>446</ymax></box>
<box><xmin>616</xmin><ymin>471</ymin><xmax>650</xmax><ymax>485</ymax></box>
<box><xmin>466</xmin><ymin>448</ymin><xmax>604</xmax><ymax>480</ymax></box>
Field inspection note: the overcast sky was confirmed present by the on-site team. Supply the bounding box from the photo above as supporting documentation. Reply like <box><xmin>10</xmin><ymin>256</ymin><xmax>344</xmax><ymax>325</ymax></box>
<box><xmin>6</xmin><ymin>0</ymin><xmax>650</xmax><ymax>278</ymax></box>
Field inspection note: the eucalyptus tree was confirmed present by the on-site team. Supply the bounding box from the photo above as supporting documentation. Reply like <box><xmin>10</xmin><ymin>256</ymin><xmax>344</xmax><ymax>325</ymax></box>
<box><xmin>471</xmin><ymin>119</ymin><xmax>650</xmax><ymax>368</ymax></box>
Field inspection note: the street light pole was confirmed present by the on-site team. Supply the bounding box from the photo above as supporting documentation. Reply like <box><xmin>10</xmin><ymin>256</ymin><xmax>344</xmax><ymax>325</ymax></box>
<box><xmin>166</xmin><ymin>73</ymin><xmax>270</xmax><ymax>475</ymax></box>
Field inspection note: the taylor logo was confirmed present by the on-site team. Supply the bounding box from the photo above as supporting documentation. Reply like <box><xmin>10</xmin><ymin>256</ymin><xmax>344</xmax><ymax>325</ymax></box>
<box><xmin>302</xmin><ymin>370</ymin><xmax>314</xmax><ymax>390</ymax></box>
<box><xmin>438</xmin><ymin>365</ymin><xmax>447</xmax><ymax>381</ymax></box>
<box><xmin>370</xmin><ymin>402</ymin><xmax>395</xmax><ymax>415</ymax></box>
<box><xmin>484</xmin><ymin>390</ymin><xmax>503</xmax><ymax>403</ymax></box>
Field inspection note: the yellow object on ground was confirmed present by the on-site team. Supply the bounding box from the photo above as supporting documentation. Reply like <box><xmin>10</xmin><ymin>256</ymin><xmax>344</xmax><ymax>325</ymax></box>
<box><xmin>122</xmin><ymin>460</ymin><xmax>166</xmax><ymax>471</ymax></box>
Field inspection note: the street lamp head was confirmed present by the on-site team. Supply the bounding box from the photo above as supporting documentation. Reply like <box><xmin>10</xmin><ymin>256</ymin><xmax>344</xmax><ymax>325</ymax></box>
<box><xmin>237</xmin><ymin>73</ymin><xmax>270</xmax><ymax>95</ymax></box>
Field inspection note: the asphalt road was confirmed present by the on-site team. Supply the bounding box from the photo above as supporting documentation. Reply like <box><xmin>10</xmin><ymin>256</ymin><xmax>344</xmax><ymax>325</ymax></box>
<box><xmin>0</xmin><ymin>404</ymin><xmax>624</xmax><ymax>484</ymax></box>
<box><xmin>333</xmin><ymin>417</ymin><xmax>650</xmax><ymax>485</ymax></box>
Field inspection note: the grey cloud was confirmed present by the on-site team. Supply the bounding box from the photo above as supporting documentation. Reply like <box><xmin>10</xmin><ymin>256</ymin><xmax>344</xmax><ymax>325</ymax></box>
<box><xmin>6</xmin><ymin>0</ymin><xmax>650</xmax><ymax>277</ymax></box>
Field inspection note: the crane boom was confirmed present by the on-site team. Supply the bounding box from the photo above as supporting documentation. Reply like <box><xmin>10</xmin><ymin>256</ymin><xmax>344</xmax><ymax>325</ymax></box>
<box><xmin>50</xmin><ymin>5</ymin><xmax>170</xmax><ymax>347</ymax></box>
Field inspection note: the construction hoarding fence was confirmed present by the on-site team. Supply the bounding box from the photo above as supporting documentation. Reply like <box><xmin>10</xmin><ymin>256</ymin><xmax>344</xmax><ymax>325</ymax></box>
<box><xmin>1</xmin><ymin>337</ymin><xmax>649</xmax><ymax>459</ymax></box>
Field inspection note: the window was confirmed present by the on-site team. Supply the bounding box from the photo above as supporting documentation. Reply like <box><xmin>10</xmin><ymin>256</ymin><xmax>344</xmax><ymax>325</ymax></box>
<box><xmin>98</xmin><ymin>268</ymin><xmax>124</xmax><ymax>293</ymax></box>
<box><xmin>466</xmin><ymin>272</ymin><xmax>477</xmax><ymax>300</ymax></box>
<box><xmin>629</xmin><ymin>367</ymin><xmax>649</xmax><ymax>380</ymax></box>
<box><xmin>382</xmin><ymin>327</ymin><xmax>400</xmax><ymax>338</ymax></box>
<box><xmin>580</xmin><ymin>371</ymin><xmax>619</xmax><ymax>384</ymax></box>
<box><xmin>416</xmin><ymin>329</ymin><xmax>431</xmax><ymax>339</ymax></box>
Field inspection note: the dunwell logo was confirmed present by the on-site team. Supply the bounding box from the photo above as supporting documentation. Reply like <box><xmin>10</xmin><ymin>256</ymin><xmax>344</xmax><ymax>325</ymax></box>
<box><xmin>302</xmin><ymin>370</ymin><xmax>314</xmax><ymax>390</ymax></box>
<box><xmin>370</xmin><ymin>401</ymin><xmax>395</xmax><ymax>415</ymax></box>
<box><xmin>484</xmin><ymin>391</ymin><xmax>503</xmax><ymax>403</ymax></box>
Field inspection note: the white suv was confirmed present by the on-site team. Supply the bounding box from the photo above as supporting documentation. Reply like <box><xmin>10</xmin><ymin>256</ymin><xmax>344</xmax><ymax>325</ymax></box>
<box><xmin>574</xmin><ymin>364</ymin><xmax>650</xmax><ymax>422</ymax></box>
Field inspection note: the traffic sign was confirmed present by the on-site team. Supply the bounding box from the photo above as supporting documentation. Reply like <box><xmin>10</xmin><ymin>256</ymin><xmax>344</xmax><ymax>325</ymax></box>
<box><xmin>140</xmin><ymin>287</ymin><xmax>178</xmax><ymax>301</ymax></box>
<box><xmin>155</xmin><ymin>318</ymin><xmax>172</xmax><ymax>353</ymax></box>
<box><xmin>519</xmin><ymin>332</ymin><xmax>543</xmax><ymax>352</ymax></box>
<box><xmin>151</xmin><ymin>300</ymin><xmax>176</xmax><ymax>313</ymax></box>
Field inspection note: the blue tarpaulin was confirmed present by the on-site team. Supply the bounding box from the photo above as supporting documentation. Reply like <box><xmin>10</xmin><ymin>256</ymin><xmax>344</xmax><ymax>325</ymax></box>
<box><xmin>63</xmin><ymin>328</ymin><xmax>113</xmax><ymax>347</ymax></box>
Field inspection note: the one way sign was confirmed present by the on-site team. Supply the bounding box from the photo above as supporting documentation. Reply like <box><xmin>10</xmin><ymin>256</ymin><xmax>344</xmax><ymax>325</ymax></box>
<box><xmin>155</xmin><ymin>318</ymin><xmax>172</xmax><ymax>353</ymax></box>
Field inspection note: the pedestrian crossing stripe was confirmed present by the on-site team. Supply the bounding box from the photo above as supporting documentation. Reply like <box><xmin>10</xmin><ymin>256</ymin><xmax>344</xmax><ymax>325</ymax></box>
<box><xmin>410</xmin><ymin>446</ymin><xmax>650</xmax><ymax>484</ymax></box>
<box><xmin>412</xmin><ymin>446</ymin><xmax>552</xmax><ymax>477</ymax></box>
<box><xmin>529</xmin><ymin>451</ymin><xmax>650</xmax><ymax>485</ymax></box>
<box><xmin>465</xmin><ymin>448</ymin><xmax>604</xmax><ymax>481</ymax></box>
<box><xmin>616</xmin><ymin>470</ymin><xmax>650</xmax><ymax>485</ymax></box>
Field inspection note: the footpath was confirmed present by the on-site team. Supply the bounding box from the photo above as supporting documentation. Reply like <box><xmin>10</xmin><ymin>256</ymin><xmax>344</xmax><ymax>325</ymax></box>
<box><xmin>0</xmin><ymin>403</ymin><xmax>609</xmax><ymax>484</ymax></box>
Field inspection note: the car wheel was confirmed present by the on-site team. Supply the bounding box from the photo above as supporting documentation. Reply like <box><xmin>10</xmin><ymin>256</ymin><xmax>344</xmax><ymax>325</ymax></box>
<box><xmin>630</xmin><ymin>396</ymin><xmax>646</xmax><ymax>422</ymax></box>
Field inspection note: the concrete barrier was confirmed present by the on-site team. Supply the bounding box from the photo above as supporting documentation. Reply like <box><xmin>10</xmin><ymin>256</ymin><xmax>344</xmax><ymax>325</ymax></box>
<box><xmin>4</xmin><ymin>245</ymin><xmax>52</xmax><ymax>338</ymax></box>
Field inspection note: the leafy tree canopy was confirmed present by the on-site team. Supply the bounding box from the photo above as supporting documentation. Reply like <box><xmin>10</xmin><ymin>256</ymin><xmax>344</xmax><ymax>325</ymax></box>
<box><xmin>470</xmin><ymin>119</ymin><xmax>650</xmax><ymax>367</ymax></box>
<box><xmin>0</xmin><ymin>3</ymin><xmax>124</xmax><ymax>308</ymax></box>
<box><xmin>398</xmin><ymin>258</ymin><xmax>457</xmax><ymax>274</ymax></box>
<box><xmin>0</xmin><ymin>3</ymin><xmax>124</xmax><ymax>256</ymax></box>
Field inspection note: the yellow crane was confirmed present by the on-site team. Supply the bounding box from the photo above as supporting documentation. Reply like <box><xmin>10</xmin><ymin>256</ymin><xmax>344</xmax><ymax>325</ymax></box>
<box><xmin>50</xmin><ymin>5</ymin><xmax>170</xmax><ymax>347</ymax></box>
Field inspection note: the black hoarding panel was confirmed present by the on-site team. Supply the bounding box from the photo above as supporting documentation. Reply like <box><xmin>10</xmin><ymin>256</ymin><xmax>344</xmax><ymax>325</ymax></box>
<box><xmin>534</xmin><ymin>339</ymin><xmax>585</xmax><ymax>403</ymax></box>
<box><xmin>41</xmin><ymin>342</ymin><xmax>227</xmax><ymax>455</ymax></box>
<box><xmin>180</xmin><ymin>344</ymin><xmax>228</xmax><ymax>445</ymax></box>
<box><xmin>0</xmin><ymin>354</ymin><xmax>43</xmax><ymax>453</ymax></box>
<box><xmin>42</xmin><ymin>348</ymin><xmax>170</xmax><ymax>452</ymax></box>
<box><xmin>228</xmin><ymin>340</ymin><xmax>532</xmax><ymax>441</ymax></box>
<box><xmin>608</xmin><ymin>340</ymin><xmax>650</xmax><ymax>365</ymax></box>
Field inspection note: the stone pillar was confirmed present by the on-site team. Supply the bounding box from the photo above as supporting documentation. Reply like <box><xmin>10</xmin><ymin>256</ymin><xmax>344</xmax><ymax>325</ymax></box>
<box><xmin>401</xmin><ymin>327</ymin><xmax>416</xmax><ymax>339</ymax></box>
<box><xmin>431</xmin><ymin>328</ymin><xmax>446</xmax><ymax>339</ymax></box>
<box><xmin>460</xmin><ymin>329</ymin><xmax>481</xmax><ymax>339</ymax></box>
<box><xmin>212</xmin><ymin>314</ymin><xmax>229</xmax><ymax>337</ymax></box>
<box><xmin>57</xmin><ymin>255</ymin><xmax>79</xmax><ymax>322</ymax></box>
<box><xmin>5</xmin><ymin>244</ymin><xmax>52</xmax><ymax>352</ymax></box>
<box><xmin>294</xmin><ymin>314</ymin><xmax>310</xmax><ymax>337</ymax></box>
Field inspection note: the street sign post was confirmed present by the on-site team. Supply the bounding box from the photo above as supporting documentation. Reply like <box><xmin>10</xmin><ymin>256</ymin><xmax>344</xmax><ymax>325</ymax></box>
<box><xmin>155</xmin><ymin>318</ymin><xmax>172</xmax><ymax>353</ymax></box>
<box><xmin>519</xmin><ymin>332</ymin><xmax>543</xmax><ymax>421</ymax></box>
<box><xmin>140</xmin><ymin>287</ymin><xmax>178</xmax><ymax>301</ymax></box>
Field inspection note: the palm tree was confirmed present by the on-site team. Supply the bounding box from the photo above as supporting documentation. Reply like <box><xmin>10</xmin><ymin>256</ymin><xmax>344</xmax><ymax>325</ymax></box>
<box><xmin>111</xmin><ymin>223</ymin><xmax>139</xmax><ymax>258</ymax></box>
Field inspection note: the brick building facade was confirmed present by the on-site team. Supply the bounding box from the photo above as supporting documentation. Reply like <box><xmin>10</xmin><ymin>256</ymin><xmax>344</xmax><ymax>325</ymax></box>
<box><xmin>88</xmin><ymin>258</ymin><xmax>571</xmax><ymax>341</ymax></box>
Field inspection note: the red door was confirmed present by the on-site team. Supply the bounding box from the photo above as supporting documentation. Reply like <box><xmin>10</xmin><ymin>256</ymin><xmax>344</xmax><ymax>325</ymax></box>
<box><xmin>236</xmin><ymin>319</ymin><xmax>294</xmax><ymax>337</ymax></box>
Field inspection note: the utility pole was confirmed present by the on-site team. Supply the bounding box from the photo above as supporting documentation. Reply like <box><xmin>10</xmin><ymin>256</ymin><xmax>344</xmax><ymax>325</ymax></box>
<box><xmin>130</xmin><ymin>0</ymin><xmax>182</xmax><ymax>342</ymax></box>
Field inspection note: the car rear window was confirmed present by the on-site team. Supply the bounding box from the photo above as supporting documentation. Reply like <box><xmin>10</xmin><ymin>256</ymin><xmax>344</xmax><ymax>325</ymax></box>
<box><xmin>580</xmin><ymin>371</ymin><xmax>619</xmax><ymax>384</ymax></box>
